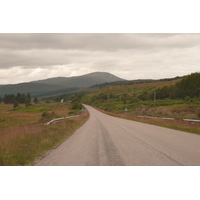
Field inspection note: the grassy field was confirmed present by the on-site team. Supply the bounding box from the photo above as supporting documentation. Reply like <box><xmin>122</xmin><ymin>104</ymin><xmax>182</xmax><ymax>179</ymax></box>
<box><xmin>0</xmin><ymin>102</ymin><xmax>89</xmax><ymax>166</ymax></box>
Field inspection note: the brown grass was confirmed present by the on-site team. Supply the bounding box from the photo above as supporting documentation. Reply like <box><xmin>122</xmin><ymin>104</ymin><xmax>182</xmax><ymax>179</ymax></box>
<box><xmin>134</xmin><ymin>104</ymin><xmax>200</xmax><ymax>119</ymax></box>
<box><xmin>93</xmin><ymin>107</ymin><xmax>200</xmax><ymax>135</ymax></box>
<box><xmin>0</xmin><ymin>103</ymin><xmax>89</xmax><ymax>166</ymax></box>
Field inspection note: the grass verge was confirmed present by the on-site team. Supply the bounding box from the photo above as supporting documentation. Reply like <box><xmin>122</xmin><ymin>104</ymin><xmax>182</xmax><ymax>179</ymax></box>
<box><xmin>93</xmin><ymin>106</ymin><xmax>200</xmax><ymax>135</ymax></box>
<box><xmin>0</xmin><ymin>106</ymin><xmax>89</xmax><ymax>166</ymax></box>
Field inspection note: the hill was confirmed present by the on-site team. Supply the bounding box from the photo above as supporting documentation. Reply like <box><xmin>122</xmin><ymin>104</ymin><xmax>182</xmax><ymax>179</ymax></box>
<box><xmin>83</xmin><ymin>76</ymin><xmax>182</xmax><ymax>101</ymax></box>
<box><xmin>0</xmin><ymin>72</ymin><xmax>125</xmax><ymax>98</ymax></box>
<box><xmin>32</xmin><ymin>72</ymin><xmax>125</xmax><ymax>88</ymax></box>
<box><xmin>81</xmin><ymin>73</ymin><xmax>200</xmax><ymax>134</ymax></box>
<box><xmin>82</xmin><ymin>73</ymin><xmax>200</xmax><ymax>118</ymax></box>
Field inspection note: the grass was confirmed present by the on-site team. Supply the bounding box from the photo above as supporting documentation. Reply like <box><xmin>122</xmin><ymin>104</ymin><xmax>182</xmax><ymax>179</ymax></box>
<box><xmin>92</xmin><ymin>106</ymin><xmax>200</xmax><ymax>135</ymax></box>
<box><xmin>83</xmin><ymin>80</ymin><xmax>200</xmax><ymax>134</ymax></box>
<box><xmin>0</xmin><ymin>104</ymin><xmax>40</xmax><ymax>129</ymax></box>
<box><xmin>84</xmin><ymin>98</ymin><xmax>200</xmax><ymax>136</ymax></box>
<box><xmin>0</xmin><ymin>102</ymin><xmax>80</xmax><ymax>130</ymax></box>
<box><xmin>84</xmin><ymin>97</ymin><xmax>200</xmax><ymax>119</ymax></box>
<box><xmin>0</xmin><ymin>103</ymin><xmax>89</xmax><ymax>166</ymax></box>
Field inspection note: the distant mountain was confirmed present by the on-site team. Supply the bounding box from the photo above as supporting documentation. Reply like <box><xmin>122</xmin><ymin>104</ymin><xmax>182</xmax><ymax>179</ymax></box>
<box><xmin>32</xmin><ymin>72</ymin><xmax>125</xmax><ymax>88</ymax></box>
<box><xmin>0</xmin><ymin>72</ymin><xmax>125</xmax><ymax>98</ymax></box>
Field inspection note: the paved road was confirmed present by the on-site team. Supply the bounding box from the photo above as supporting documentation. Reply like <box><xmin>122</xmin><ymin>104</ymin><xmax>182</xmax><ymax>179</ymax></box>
<box><xmin>35</xmin><ymin>105</ymin><xmax>200</xmax><ymax>166</ymax></box>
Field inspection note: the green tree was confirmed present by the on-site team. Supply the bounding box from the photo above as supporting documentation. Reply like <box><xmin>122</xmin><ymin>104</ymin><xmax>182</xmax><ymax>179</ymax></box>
<box><xmin>33</xmin><ymin>97</ymin><xmax>39</xmax><ymax>104</ymax></box>
<box><xmin>4</xmin><ymin>94</ymin><xmax>15</xmax><ymax>104</ymax></box>
<box><xmin>129</xmin><ymin>96</ymin><xmax>140</xmax><ymax>103</ymax></box>
<box><xmin>72</xmin><ymin>102</ymin><xmax>82</xmax><ymax>110</ymax></box>
<box><xmin>175</xmin><ymin>72</ymin><xmax>200</xmax><ymax>98</ymax></box>
<box><xmin>25</xmin><ymin>93</ymin><xmax>31</xmax><ymax>104</ymax></box>
<box><xmin>21</xmin><ymin>94</ymin><xmax>26</xmax><ymax>103</ymax></box>
<box><xmin>71</xmin><ymin>94</ymin><xmax>80</xmax><ymax>103</ymax></box>
<box><xmin>71</xmin><ymin>94</ymin><xmax>82</xmax><ymax>110</ymax></box>
<box><xmin>16</xmin><ymin>92</ymin><xmax>22</xmax><ymax>103</ymax></box>
<box><xmin>138</xmin><ymin>91</ymin><xmax>150</xmax><ymax>101</ymax></box>
<box><xmin>3</xmin><ymin>94</ymin><xmax>8</xmax><ymax>104</ymax></box>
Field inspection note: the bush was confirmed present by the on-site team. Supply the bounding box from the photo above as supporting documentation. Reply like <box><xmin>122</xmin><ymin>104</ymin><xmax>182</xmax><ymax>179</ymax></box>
<box><xmin>42</xmin><ymin>110</ymin><xmax>58</xmax><ymax>119</ymax></box>
<box><xmin>185</xmin><ymin>96</ymin><xmax>192</xmax><ymax>103</ymax></box>
<box><xmin>72</xmin><ymin>102</ymin><xmax>82</xmax><ymax>110</ymax></box>
<box><xmin>129</xmin><ymin>97</ymin><xmax>140</xmax><ymax>104</ymax></box>
<box><xmin>13</xmin><ymin>101</ymin><xmax>19</xmax><ymax>108</ymax></box>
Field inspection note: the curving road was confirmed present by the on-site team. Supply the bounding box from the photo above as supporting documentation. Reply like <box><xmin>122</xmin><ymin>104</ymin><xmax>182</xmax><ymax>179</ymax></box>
<box><xmin>35</xmin><ymin>105</ymin><xmax>200</xmax><ymax>166</ymax></box>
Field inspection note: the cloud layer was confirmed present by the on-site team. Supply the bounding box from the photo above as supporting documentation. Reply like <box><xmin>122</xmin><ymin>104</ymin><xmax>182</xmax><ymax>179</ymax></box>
<box><xmin>0</xmin><ymin>33</ymin><xmax>200</xmax><ymax>84</ymax></box>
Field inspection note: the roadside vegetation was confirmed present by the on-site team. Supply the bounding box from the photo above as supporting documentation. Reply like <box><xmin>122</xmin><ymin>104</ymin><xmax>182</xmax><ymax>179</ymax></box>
<box><xmin>82</xmin><ymin>72</ymin><xmax>200</xmax><ymax>134</ymax></box>
<box><xmin>0</xmin><ymin>101</ymin><xmax>89</xmax><ymax>166</ymax></box>
<box><xmin>94</xmin><ymin>107</ymin><xmax>200</xmax><ymax>135</ymax></box>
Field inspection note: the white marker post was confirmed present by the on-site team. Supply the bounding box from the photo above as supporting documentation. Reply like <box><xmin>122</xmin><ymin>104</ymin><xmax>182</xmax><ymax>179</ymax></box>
<box><xmin>124</xmin><ymin>107</ymin><xmax>128</xmax><ymax>115</ymax></box>
<box><xmin>81</xmin><ymin>107</ymin><xmax>85</xmax><ymax>113</ymax></box>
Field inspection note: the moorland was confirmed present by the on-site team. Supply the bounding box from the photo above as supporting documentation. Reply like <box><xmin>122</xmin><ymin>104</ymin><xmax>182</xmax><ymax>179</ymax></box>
<box><xmin>0</xmin><ymin>101</ymin><xmax>88</xmax><ymax>165</ymax></box>
<box><xmin>1</xmin><ymin>72</ymin><xmax>200</xmax><ymax>165</ymax></box>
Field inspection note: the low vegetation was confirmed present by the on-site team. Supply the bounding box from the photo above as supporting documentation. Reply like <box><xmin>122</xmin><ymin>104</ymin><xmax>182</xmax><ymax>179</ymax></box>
<box><xmin>82</xmin><ymin>73</ymin><xmax>200</xmax><ymax>134</ymax></box>
<box><xmin>93</xmin><ymin>107</ymin><xmax>200</xmax><ymax>135</ymax></box>
<box><xmin>0</xmin><ymin>102</ymin><xmax>89</xmax><ymax>166</ymax></box>
<box><xmin>1</xmin><ymin>72</ymin><xmax>200</xmax><ymax>165</ymax></box>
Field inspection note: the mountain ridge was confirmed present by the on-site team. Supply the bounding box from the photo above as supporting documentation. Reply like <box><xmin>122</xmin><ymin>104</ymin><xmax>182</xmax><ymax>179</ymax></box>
<box><xmin>0</xmin><ymin>72</ymin><xmax>125</xmax><ymax>97</ymax></box>
<box><xmin>32</xmin><ymin>72</ymin><xmax>125</xmax><ymax>87</ymax></box>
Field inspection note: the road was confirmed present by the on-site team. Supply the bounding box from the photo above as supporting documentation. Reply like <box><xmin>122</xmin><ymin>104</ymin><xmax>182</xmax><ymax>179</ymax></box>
<box><xmin>35</xmin><ymin>105</ymin><xmax>200</xmax><ymax>166</ymax></box>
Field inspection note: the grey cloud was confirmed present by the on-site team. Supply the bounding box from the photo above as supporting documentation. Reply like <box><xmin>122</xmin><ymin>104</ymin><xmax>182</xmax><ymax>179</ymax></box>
<box><xmin>0</xmin><ymin>33</ymin><xmax>200</xmax><ymax>84</ymax></box>
<box><xmin>1</xmin><ymin>33</ymin><xmax>200</xmax><ymax>52</ymax></box>
<box><xmin>0</xmin><ymin>49</ymin><xmax>89</xmax><ymax>68</ymax></box>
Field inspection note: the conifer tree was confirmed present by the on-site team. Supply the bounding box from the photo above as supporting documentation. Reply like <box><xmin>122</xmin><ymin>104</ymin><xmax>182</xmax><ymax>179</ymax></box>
<box><xmin>26</xmin><ymin>93</ymin><xmax>31</xmax><ymax>104</ymax></box>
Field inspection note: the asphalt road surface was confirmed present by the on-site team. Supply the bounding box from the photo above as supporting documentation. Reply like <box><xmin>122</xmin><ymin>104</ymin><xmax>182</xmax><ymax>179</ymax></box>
<box><xmin>35</xmin><ymin>105</ymin><xmax>200</xmax><ymax>166</ymax></box>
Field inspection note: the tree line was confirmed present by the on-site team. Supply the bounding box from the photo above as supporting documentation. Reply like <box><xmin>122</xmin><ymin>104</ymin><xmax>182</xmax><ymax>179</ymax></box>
<box><xmin>135</xmin><ymin>73</ymin><xmax>200</xmax><ymax>101</ymax></box>
<box><xmin>1</xmin><ymin>92</ymin><xmax>32</xmax><ymax>104</ymax></box>
<box><xmin>150</xmin><ymin>72</ymin><xmax>200</xmax><ymax>100</ymax></box>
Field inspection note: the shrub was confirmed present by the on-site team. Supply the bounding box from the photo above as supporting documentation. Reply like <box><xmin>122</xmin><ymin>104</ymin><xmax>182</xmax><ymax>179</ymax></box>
<box><xmin>13</xmin><ymin>101</ymin><xmax>19</xmax><ymax>108</ymax></box>
<box><xmin>129</xmin><ymin>97</ymin><xmax>140</xmax><ymax>104</ymax></box>
<box><xmin>72</xmin><ymin>102</ymin><xmax>82</xmax><ymax>110</ymax></box>
<box><xmin>185</xmin><ymin>96</ymin><xmax>192</xmax><ymax>103</ymax></box>
<box><xmin>42</xmin><ymin>110</ymin><xmax>56</xmax><ymax>119</ymax></box>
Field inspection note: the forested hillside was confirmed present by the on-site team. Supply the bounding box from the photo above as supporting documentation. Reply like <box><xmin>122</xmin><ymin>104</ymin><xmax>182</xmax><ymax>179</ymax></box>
<box><xmin>154</xmin><ymin>72</ymin><xmax>200</xmax><ymax>99</ymax></box>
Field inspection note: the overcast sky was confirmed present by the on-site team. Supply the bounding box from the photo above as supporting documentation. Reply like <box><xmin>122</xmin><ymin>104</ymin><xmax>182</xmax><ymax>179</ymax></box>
<box><xmin>0</xmin><ymin>33</ymin><xmax>200</xmax><ymax>84</ymax></box>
